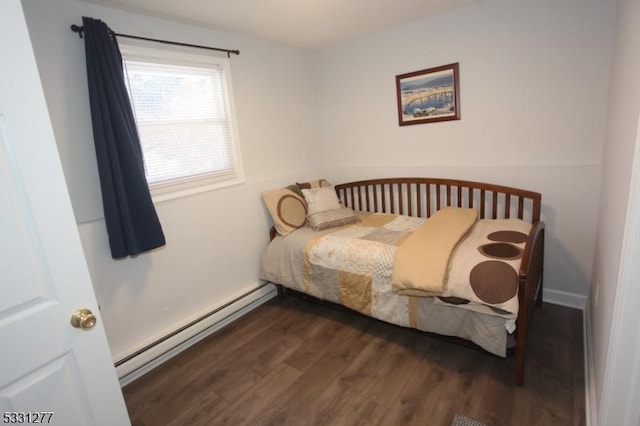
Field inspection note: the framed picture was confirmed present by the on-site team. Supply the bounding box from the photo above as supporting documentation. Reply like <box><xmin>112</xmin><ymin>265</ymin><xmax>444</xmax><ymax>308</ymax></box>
<box><xmin>395</xmin><ymin>62</ymin><xmax>460</xmax><ymax>126</ymax></box>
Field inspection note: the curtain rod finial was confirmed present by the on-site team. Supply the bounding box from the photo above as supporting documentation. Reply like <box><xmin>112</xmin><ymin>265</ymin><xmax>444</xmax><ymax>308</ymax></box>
<box><xmin>70</xmin><ymin>24</ymin><xmax>84</xmax><ymax>38</ymax></box>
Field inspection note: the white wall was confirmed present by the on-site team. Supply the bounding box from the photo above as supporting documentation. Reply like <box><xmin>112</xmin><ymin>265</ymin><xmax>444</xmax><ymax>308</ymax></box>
<box><xmin>316</xmin><ymin>0</ymin><xmax>617</xmax><ymax>304</ymax></box>
<box><xmin>590</xmin><ymin>0</ymin><xmax>640</xmax><ymax>423</ymax></box>
<box><xmin>21</xmin><ymin>0</ymin><xmax>324</xmax><ymax>361</ymax></box>
<box><xmin>21</xmin><ymin>0</ymin><xmax>620</xmax><ymax>375</ymax></box>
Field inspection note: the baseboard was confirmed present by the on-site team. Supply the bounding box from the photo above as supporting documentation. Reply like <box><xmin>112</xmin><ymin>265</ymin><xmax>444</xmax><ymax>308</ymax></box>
<box><xmin>116</xmin><ymin>282</ymin><xmax>278</xmax><ymax>387</ymax></box>
<box><xmin>583</xmin><ymin>301</ymin><xmax>598</xmax><ymax>426</ymax></box>
<box><xmin>113</xmin><ymin>284</ymin><xmax>587</xmax><ymax>386</ymax></box>
<box><xmin>543</xmin><ymin>288</ymin><xmax>587</xmax><ymax>310</ymax></box>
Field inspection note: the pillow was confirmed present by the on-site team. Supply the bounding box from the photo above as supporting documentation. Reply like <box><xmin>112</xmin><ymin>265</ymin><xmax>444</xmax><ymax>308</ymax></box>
<box><xmin>301</xmin><ymin>187</ymin><xmax>341</xmax><ymax>215</ymax></box>
<box><xmin>261</xmin><ymin>188</ymin><xmax>307</xmax><ymax>236</ymax></box>
<box><xmin>297</xmin><ymin>178</ymin><xmax>331</xmax><ymax>190</ymax></box>
<box><xmin>308</xmin><ymin>207</ymin><xmax>360</xmax><ymax>231</ymax></box>
<box><xmin>285</xmin><ymin>183</ymin><xmax>304</xmax><ymax>198</ymax></box>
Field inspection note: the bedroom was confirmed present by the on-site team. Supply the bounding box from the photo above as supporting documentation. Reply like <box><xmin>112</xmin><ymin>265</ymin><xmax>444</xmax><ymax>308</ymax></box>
<box><xmin>1</xmin><ymin>0</ymin><xmax>638</xmax><ymax>424</ymax></box>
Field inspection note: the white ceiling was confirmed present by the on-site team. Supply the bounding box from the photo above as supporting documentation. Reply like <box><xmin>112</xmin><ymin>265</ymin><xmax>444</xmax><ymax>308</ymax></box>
<box><xmin>82</xmin><ymin>0</ymin><xmax>486</xmax><ymax>49</ymax></box>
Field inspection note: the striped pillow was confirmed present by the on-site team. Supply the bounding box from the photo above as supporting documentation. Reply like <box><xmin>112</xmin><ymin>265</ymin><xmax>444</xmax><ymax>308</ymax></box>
<box><xmin>308</xmin><ymin>207</ymin><xmax>359</xmax><ymax>231</ymax></box>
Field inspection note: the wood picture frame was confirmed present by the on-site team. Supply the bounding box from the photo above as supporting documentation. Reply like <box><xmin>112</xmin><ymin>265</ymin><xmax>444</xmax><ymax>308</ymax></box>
<box><xmin>396</xmin><ymin>62</ymin><xmax>460</xmax><ymax>126</ymax></box>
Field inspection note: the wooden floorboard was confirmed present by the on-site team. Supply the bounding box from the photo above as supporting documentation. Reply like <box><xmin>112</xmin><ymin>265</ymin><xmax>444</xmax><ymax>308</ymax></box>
<box><xmin>123</xmin><ymin>295</ymin><xmax>585</xmax><ymax>426</ymax></box>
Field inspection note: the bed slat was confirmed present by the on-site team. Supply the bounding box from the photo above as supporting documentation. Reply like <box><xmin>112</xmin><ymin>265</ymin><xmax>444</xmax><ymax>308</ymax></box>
<box><xmin>335</xmin><ymin>177</ymin><xmax>540</xmax><ymax>224</ymax></box>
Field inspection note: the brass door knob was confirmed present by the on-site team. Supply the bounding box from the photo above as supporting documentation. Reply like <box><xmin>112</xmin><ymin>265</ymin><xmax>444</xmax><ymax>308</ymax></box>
<box><xmin>70</xmin><ymin>308</ymin><xmax>97</xmax><ymax>330</ymax></box>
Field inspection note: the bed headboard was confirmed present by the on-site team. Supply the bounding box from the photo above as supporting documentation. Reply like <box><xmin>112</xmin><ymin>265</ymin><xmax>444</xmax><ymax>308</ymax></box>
<box><xmin>335</xmin><ymin>177</ymin><xmax>541</xmax><ymax>224</ymax></box>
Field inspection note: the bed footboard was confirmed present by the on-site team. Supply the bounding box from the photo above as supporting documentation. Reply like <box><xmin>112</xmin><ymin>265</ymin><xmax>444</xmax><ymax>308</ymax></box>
<box><xmin>515</xmin><ymin>222</ymin><xmax>545</xmax><ymax>385</ymax></box>
<box><xmin>334</xmin><ymin>177</ymin><xmax>543</xmax><ymax>386</ymax></box>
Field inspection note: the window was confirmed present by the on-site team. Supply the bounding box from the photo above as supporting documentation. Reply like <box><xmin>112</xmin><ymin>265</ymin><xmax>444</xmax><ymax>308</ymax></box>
<box><xmin>119</xmin><ymin>40</ymin><xmax>244</xmax><ymax>201</ymax></box>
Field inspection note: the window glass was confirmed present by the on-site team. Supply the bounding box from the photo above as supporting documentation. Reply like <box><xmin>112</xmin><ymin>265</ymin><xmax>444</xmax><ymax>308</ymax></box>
<box><xmin>120</xmin><ymin>41</ymin><xmax>243</xmax><ymax>200</ymax></box>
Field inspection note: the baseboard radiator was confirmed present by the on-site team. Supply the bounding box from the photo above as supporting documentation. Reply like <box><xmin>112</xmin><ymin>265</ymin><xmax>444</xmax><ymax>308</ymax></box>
<box><xmin>116</xmin><ymin>282</ymin><xmax>277</xmax><ymax>387</ymax></box>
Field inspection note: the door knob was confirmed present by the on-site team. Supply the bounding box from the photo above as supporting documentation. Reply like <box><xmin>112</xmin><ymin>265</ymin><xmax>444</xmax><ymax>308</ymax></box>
<box><xmin>70</xmin><ymin>308</ymin><xmax>97</xmax><ymax>330</ymax></box>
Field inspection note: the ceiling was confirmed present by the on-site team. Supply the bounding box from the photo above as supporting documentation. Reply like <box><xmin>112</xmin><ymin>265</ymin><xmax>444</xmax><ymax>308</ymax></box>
<box><xmin>82</xmin><ymin>0</ymin><xmax>486</xmax><ymax>49</ymax></box>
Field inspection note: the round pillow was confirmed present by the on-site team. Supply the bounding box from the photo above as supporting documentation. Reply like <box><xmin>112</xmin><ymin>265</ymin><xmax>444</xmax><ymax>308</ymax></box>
<box><xmin>277</xmin><ymin>194</ymin><xmax>307</xmax><ymax>229</ymax></box>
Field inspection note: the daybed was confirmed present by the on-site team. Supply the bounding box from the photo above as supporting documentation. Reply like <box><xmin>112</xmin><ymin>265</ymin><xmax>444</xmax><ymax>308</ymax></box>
<box><xmin>260</xmin><ymin>177</ymin><xmax>544</xmax><ymax>386</ymax></box>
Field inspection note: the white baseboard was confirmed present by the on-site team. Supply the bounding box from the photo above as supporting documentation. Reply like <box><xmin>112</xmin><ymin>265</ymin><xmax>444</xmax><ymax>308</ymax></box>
<box><xmin>583</xmin><ymin>301</ymin><xmax>598</xmax><ymax>426</ymax></box>
<box><xmin>543</xmin><ymin>288</ymin><xmax>587</xmax><ymax>310</ymax></box>
<box><xmin>114</xmin><ymin>283</ymin><xmax>590</xmax><ymax>400</ymax></box>
<box><xmin>117</xmin><ymin>282</ymin><xmax>278</xmax><ymax>387</ymax></box>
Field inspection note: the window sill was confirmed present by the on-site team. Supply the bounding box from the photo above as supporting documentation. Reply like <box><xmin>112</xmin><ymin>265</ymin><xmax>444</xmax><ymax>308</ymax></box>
<box><xmin>150</xmin><ymin>174</ymin><xmax>245</xmax><ymax>204</ymax></box>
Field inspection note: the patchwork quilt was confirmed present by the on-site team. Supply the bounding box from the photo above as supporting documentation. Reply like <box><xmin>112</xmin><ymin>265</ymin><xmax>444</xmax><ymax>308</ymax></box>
<box><xmin>302</xmin><ymin>213</ymin><xmax>422</xmax><ymax>326</ymax></box>
<box><xmin>302</xmin><ymin>212</ymin><xmax>531</xmax><ymax>322</ymax></box>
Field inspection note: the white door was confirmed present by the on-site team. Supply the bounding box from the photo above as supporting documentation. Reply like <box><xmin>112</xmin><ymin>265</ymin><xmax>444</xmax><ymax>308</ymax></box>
<box><xmin>0</xmin><ymin>1</ymin><xmax>130</xmax><ymax>425</ymax></box>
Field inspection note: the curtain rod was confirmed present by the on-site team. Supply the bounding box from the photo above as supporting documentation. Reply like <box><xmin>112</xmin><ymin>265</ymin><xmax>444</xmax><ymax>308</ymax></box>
<box><xmin>70</xmin><ymin>24</ymin><xmax>240</xmax><ymax>57</ymax></box>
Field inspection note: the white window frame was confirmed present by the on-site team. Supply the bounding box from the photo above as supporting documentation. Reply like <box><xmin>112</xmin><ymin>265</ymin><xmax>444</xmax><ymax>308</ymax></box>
<box><xmin>118</xmin><ymin>38</ymin><xmax>244</xmax><ymax>202</ymax></box>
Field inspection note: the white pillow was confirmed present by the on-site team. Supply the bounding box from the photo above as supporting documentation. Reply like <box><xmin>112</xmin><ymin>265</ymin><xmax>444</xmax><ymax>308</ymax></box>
<box><xmin>301</xmin><ymin>187</ymin><xmax>341</xmax><ymax>215</ymax></box>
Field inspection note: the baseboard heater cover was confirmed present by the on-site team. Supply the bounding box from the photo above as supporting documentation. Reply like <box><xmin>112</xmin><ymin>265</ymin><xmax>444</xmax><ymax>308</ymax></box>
<box><xmin>116</xmin><ymin>282</ymin><xmax>277</xmax><ymax>386</ymax></box>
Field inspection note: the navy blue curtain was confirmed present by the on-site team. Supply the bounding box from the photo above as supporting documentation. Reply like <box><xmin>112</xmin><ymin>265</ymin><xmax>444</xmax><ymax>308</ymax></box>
<box><xmin>82</xmin><ymin>16</ymin><xmax>165</xmax><ymax>258</ymax></box>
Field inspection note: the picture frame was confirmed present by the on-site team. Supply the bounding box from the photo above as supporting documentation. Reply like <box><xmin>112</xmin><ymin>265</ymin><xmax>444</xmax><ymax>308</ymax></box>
<box><xmin>395</xmin><ymin>62</ymin><xmax>460</xmax><ymax>126</ymax></box>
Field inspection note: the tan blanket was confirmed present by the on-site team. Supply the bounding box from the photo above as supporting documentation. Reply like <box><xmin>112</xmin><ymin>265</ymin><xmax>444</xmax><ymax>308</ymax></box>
<box><xmin>391</xmin><ymin>207</ymin><xmax>478</xmax><ymax>297</ymax></box>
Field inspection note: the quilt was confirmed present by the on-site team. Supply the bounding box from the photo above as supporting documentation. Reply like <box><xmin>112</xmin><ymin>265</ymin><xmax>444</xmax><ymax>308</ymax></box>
<box><xmin>302</xmin><ymin>212</ymin><xmax>531</xmax><ymax>322</ymax></box>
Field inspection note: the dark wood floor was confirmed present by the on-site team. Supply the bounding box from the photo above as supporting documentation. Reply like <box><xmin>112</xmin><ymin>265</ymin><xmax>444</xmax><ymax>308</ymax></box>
<box><xmin>123</xmin><ymin>294</ymin><xmax>585</xmax><ymax>426</ymax></box>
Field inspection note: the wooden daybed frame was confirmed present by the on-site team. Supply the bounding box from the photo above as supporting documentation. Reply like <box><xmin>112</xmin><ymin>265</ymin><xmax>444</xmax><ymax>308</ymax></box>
<box><xmin>270</xmin><ymin>177</ymin><xmax>544</xmax><ymax>386</ymax></box>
